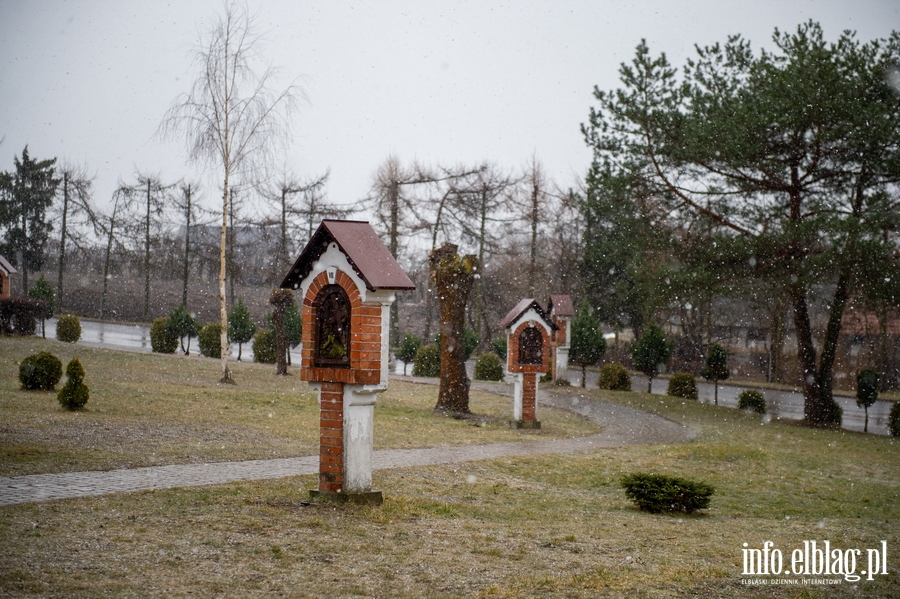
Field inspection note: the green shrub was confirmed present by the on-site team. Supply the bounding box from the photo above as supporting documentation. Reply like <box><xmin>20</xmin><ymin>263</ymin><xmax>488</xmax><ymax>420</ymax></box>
<box><xmin>888</xmin><ymin>402</ymin><xmax>900</xmax><ymax>437</ymax></box>
<box><xmin>598</xmin><ymin>363</ymin><xmax>631</xmax><ymax>391</ymax></box>
<box><xmin>19</xmin><ymin>351</ymin><xmax>63</xmax><ymax>391</ymax></box>
<box><xmin>56</xmin><ymin>314</ymin><xmax>82</xmax><ymax>343</ymax></box>
<box><xmin>253</xmin><ymin>329</ymin><xmax>276</xmax><ymax>364</ymax></box>
<box><xmin>540</xmin><ymin>359</ymin><xmax>554</xmax><ymax>383</ymax></box>
<box><xmin>621</xmin><ymin>473</ymin><xmax>714</xmax><ymax>514</ymax></box>
<box><xmin>412</xmin><ymin>343</ymin><xmax>440</xmax><ymax>377</ymax></box>
<box><xmin>737</xmin><ymin>389</ymin><xmax>766</xmax><ymax>414</ymax></box>
<box><xmin>395</xmin><ymin>333</ymin><xmax>422</xmax><ymax>375</ymax></box>
<box><xmin>474</xmin><ymin>352</ymin><xmax>504</xmax><ymax>381</ymax></box>
<box><xmin>198</xmin><ymin>322</ymin><xmax>222</xmax><ymax>359</ymax></box>
<box><xmin>150</xmin><ymin>317</ymin><xmax>178</xmax><ymax>354</ymax></box>
<box><xmin>58</xmin><ymin>358</ymin><xmax>89</xmax><ymax>410</ymax></box>
<box><xmin>667</xmin><ymin>372</ymin><xmax>698</xmax><ymax>400</ymax></box>
<box><xmin>0</xmin><ymin>297</ymin><xmax>43</xmax><ymax>336</ymax></box>
<box><xmin>492</xmin><ymin>338</ymin><xmax>507</xmax><ymax>361</ymax></box>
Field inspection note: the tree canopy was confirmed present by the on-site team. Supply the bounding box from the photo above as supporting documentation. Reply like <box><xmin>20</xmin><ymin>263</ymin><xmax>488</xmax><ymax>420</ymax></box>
<box><xmin>583</xmin><ymin>22</ymin><xmax>900</xmax><ymax>425</ymax></box>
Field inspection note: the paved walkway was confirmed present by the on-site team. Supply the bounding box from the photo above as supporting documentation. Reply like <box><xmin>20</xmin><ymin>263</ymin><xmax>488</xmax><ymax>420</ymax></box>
<box><xmin>0</xmin><ymin>380</ymin><xmax>695</xmax><ymax>507</ymax></box>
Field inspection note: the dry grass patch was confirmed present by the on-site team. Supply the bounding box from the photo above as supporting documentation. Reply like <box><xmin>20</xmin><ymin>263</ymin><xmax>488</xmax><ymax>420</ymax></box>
<box><xmin>0</xmin><ymin>336</ymin><xmax>597</xmax><ymax>476</ymax></box>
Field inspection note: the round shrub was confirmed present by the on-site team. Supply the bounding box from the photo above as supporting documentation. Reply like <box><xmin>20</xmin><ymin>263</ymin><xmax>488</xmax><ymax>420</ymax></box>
<box><xmin>621</xmin><ymin>472</ymin><xmax>714</xmax><ymax>514</ymax></box>
<box><xmin>56</xmin><ymin>314</ymin><xmax>82</xmax><ymax>343</ymax></box>
<box><xmin>58</xmin><ymin>358</ymin><xmax>89</xmax><ymax>410</ymax></box>
<box><xmin>19</xmin><ymin>351</ymin><xmax>63</xmax><ymax>391</ymax></box>
<box><xmin>253</xmin><ymin>328</ymin><xmax>276</xmax><ymax>364</ymax></box>
<box><xmin>474</xmin><ymin>352</ymin><xmax>504</xmax><ymax>381</ymax></box>
<box><xmin>150</xmin><ymin>317</ymin><xmax>178</xmax><ymax>354</ymax></box>
<box><xmin>738</xmin><ymin>389</ymin><xmax>766</xmax><ymax>414</ymax></box>
<box><xmin>198</xmin><ymin>322</ymin><xmax>222</xmax><ymax>359</ymax></box>
<box><xmin>888</xmin><ymin>401</ymin><xmax>900</xmax><ymax>437</ymax></box>
<box><xmin>598</xmin><ymin>362</ymin><xmax>631</xmax><ymax>391</ymax></box>
<box><xmin>412</xmin><ymin>343</ymin><xmax>440</xmax><ymax>378</ymax></box>
<box><xmin>667</xmin><ymin>372</ymin><xmax>698</xmax><ymax>400</ymax></box>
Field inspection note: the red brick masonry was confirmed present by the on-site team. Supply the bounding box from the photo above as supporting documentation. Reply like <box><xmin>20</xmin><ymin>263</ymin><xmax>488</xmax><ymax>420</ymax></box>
<box><xmin>318</xmin><ymin>381</ymin><xmax>344</xmax><ymax>492</ymax></box>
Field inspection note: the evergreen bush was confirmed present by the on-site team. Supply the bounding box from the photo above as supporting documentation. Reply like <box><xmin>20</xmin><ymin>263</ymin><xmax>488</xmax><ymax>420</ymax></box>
<box><xmin>667</xmin><ymin>372</ymin><xmax>698</xmax><ymax>400</ymax></box>
<box><xmin>252</xmin><ymin>329</ymin><xmax>276</xmax><ymax>364</ymax></box>
<box><xmin>198</xmin><ymin>322</ymin><xmax>222</xmax><ymax>359</ymax></box>
<box><xmin>737</xmin><ymin>389</ymin><xmax>767</xmax><ymax>414</ymax></box>
<box><xmin>888</xmin><ymin>401</ymin><xmax>900</xmax><ymax>437</ymax></box>
<box><xmin>167</xmin><ymin>304</ymin><xmax>198</xmax><ymax>355</ymax></box>
<box><xmin>474</xmin><ymin>352</ymin><xmax>504</xmax><ymax>381</ymax></box>
<box><xmin>56</xmin><ymin>314</ymin><xmax>82</xmax><ymax>343</ymax></box>
<box><xmin>621</xmin><ymin>473</ymin><xmax>714</xmax><ymax>514</ymax></box>
<box><xmin>412</xmin><ymin>343</ymin><xmax>440</xmax><ymax>377</ymax></box>
<box><xmin>395</xmin><ymin>333</ymin><xmax>422</xmax><ymax>376</ymax></box>
<box><xmin>58</xmin><ymin>358</ymin><xmax>89</xmax><ymax>410</ymax></box>
<box><xmin>228</xmin><ymin>300</ymin><xmax>257</xmax><ymax>362</ymax></box>
<box><xmin>19</xmin><ymin>351</ymin><xmax>63</xmax><ymax>391</ymax></box>
<box><xmin>150</xmin><ymin>317</ymin><xmax>178</xmax><ymax>353</ymax></box>
<box><xmin>492</xmin><ymin>338</ymin><xmax>507</xmax><ymax>361</ymax></box>
<box><xmin>598</xmin><ymin>362</ymin><xmax>631</xmax><ymax>391</ymax></box>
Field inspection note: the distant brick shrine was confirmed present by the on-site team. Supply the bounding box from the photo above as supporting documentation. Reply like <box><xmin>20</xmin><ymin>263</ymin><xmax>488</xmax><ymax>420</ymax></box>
<box><xmin>547</xmin><ymin>294</ymin><xmax>574</xmax><ymax>381</ymax></box>
<box><xmin>499</xmin><ymin>298</ymin><xmax>557</xmax><ymax>429</ymax></box>
<box><xmin>0</xmin><ymin>256</ymin><xmax>16</xmax><ymax>298</ymax></box>
<box><xmin>280</xmin><ymin>220</ymin><xmax>414</xmax><ymax>504</ymax></box>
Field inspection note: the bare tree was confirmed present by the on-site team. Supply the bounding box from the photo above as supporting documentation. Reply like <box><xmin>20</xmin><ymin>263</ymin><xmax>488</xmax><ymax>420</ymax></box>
<box><xmin>98</xmin><ymin>186</ymin><xmax>134</xmax><ymax>320</ymax></box>
<box><xmin>53</xmin><ymin>163</ymin><xmax>96</xmax><ymax>305</ymax></box>
<box><xmin>159</xmin><ymin>1</ymin><xmax>303</xmax><ymax>384</ymax></box>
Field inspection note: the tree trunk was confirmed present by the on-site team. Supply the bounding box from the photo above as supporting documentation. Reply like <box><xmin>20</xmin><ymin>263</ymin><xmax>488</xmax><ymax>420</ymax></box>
<box><xmin>219</xmin><ymin>181</ymin><xmax>235</xmax><ymax>384</ymax></box>
<box><xmin>57</xmin><ymin>172</ymin><xmax>69</xmax><ymax>305</ymax></box>
<box><xmin>581</xmin><ymin>365</ymin><xmax>586</xmax><ymax>388</ymax></box>
<box><xmin>182</xmin><ymin>185</ymin><xmax>192</xmax><ymax>308</ymax></box>
<box><xmin>270</xmin><ymin>289</ymin><xmax>293</xmax><ymax>376</ymax></box>
<box><xmin>430</xmin><ymin>243</ymin><xmax>477</xmax><ymax>414</ymax></box>
<box><xmin>143</xmin><ymin>180</ymin><xmax>151</xmax><ymax>321</ymax></box>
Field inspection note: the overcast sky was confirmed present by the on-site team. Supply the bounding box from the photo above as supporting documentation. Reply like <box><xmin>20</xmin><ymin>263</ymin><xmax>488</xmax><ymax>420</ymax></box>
<box><xmin>2</xmin><ymin>0</ymin><xmax>898</xmax><ymax>221</ymax></box>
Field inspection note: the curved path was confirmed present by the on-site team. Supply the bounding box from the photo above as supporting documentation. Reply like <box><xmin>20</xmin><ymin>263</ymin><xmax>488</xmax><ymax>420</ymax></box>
<box><xmin>0</xmin><ymin>380</ymin><xmax>695</xmax><ymax>506</ymax></box>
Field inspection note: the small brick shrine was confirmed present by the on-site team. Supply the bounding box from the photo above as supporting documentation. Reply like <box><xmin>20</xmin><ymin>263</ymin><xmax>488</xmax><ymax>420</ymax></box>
<box><xmin>499</xmin><ymin>298</ymin><xmax>557</xmax><ymax>429</ymax></box>
<box><xmin>547</xmin><ymin>294</ymin><xmax>574</xmax><ymax>381</ymax></box>
<box><xmin>280</xmin><ymin>220</ymin><xmax>415</xmax><ymax>504</ymax></box>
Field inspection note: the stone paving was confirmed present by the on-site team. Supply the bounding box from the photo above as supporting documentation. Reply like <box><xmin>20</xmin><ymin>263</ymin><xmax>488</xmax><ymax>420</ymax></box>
<box><xmin>0</xmin><ymin>380</ymin><xmax>695</xmax><ymax>507</ymax></box>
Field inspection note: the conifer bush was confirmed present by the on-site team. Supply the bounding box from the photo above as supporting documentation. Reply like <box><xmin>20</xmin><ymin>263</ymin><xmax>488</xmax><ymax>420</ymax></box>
<box><xmin>198</xmin><ymin>322</ymin><xmax>222</xmax><ymax>359</ymax></box>
<box><xmin>474</xmin><ymin>352</ymin><xmax>504</xmax><ymax>381</ymax></box>
<box><xmin>621</xmin><ymin>473</ymin><xmax>714</xmax><ymax>514</ymax></box>
<box><xmin>150</xmin><ymin>317</ymin><xmax>178</xmax><ymax>354</ymax></box>
<box><xmin>252</xmin><ymin>329</ymin><xmax>276</xmax><ymax>364</ymax></box>
<box><xmin>667</xmin><ymin>372</ymin><xmax>698</xmax><ymax>400</ymax></box>
<box><xmin>738</xmin><ymin>389</ymin><xmax>767</xmax><ymax>414</ymax></box>
<box><xmin>598</xmin><ymin>362</ymin><xmax>631</xmax><ymax>391</ymax></box>
<box><xmin>412</xmin><ymin>343</ymin><xmax>440</xmax><ymax>377</ymax></box>
<box><xmin>56</xmin><ymin>314</ymin><xmax>82</xmax><ymax>343</ymax></box>
<box><xmin>888</xmin><ymin>401</ymin><xmax>900</xmax><ymax>437</ymax></box>
<box><xmin>58</xmin><ymin>358</ymin><xmax>89</xmax><ymax>410</ymax></box>
<box><xmin>19</xmin><ymin>351</ymin><xmax>63</xmax><ymax>391</ymax></box>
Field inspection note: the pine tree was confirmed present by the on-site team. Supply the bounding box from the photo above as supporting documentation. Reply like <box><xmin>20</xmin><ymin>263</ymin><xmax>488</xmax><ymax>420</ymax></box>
<box><xmin>228</xmin><ymin>299</ymin><xmax>256</xmax><ymax>362</ymax></box>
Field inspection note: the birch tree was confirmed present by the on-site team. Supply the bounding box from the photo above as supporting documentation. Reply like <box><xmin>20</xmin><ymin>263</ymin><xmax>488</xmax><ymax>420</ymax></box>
<box><xmin>159</xmin><ymin>1</ymin><xmax>302</xmax><ymax>383</ymax></box>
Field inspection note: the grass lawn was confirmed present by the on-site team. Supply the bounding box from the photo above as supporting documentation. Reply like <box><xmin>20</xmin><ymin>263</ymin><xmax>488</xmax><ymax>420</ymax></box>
<box><xmin>2</xmin><ymin>336</ymin><xmax>899</xmax><ymax>597</ymax></box>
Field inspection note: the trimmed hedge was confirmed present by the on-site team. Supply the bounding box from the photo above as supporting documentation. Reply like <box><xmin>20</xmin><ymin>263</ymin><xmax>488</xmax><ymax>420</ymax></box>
<box><xmin>19</xmin><ymin>351</ymin><xmax>63</xmax><ymax>391</ymax></box>
<box><xmin>888</xmin><ymin>401</ymin><xmax>900</xmax><ymax>437</ymax></box>
<box><xmin>474</xmin><ymin>352</ymin><xmax>504</xmax><ymax>381</ymax></box>
<box><xmin>58</xmin><ymin>358</ymin><xmax>89</xmax><ymax>410</ymax></box>
<box><xmin>56</xmin><ymin>314</ymin><xmax>82</xmax><ymax>343</ymax></box>
<box><xmin>621</xmin><ymin>473</ymin><xmax>714</xmax><ymax>514</ymax></box>
<box><xmin>253</xmin><ymin>329</ymin><xmax>276</xmax><ymax>364</ymax></box>
<box><xmin>0</xmin><ymin>297</ymin><xmax>43</xmax><ymax>336</ymax></box>
<box><xmin>198</xmin><ymin>322</ymin><xmax>222</xmax><ymax>359</ymax></box>
<box><xmin>412</xmin><ymin>344</ymin><xmax>440</xmax><ymax>378</ymax></box>
<box><xmin>738</xmin><ymin>389</ymin><xmax>766</xmax><ymax>414</ymax></box>
<box><xmin>598</xmin><ymin>363</ymin><xmax>631</xmax><ymax>391</ymax></box>
<box><xmin>667</xmin><ymin>372</ymin><xmax>698</xmax><ymax>400</ymax></box>
<box><xmin>150</xmin><ymin>317</ymin><xmax>178</xmax><ymax>354</ymax></box>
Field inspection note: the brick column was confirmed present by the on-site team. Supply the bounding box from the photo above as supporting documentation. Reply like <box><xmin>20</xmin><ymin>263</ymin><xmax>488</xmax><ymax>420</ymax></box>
<box><xmin>522</xmin><ymin>372</ymin><xmax>537</xmax><ymax>422</ymax></box>
<box><xmin>319</xmin><ymin>381</ymin><xmax>344</xmax><ymax>492</ymax></box>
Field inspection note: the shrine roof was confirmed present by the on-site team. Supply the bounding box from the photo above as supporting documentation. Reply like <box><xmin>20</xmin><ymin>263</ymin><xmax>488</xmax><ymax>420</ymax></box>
<box><xmin>0</xmin><ymin>255</ymin><xmax>16</xmax><ymax>276</ymax></box>
<box><xmin>548</xmin><ymin>294</ymin><xmax>575</xmax><ymax>317</ymax></box>
<box><xmin>499</xmin><ymin>298</ymin><xmax>557</xmax><ymax>330</ymax></box>
<box><xmin>280</xmin><ymin>220</ymin><xmax>415</xmax><ymax>292</ymax></box>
